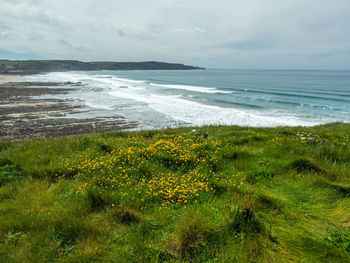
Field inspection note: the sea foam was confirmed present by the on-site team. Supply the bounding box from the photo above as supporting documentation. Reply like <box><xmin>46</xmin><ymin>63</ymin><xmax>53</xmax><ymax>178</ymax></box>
<box><xmin>22</xmin><ymin>70</ymin><xmax>346</xmax><ymax>129</ymax></box>
<box><xmin>150</xmin><ymin>83</ymin><xmax>232</xmax><ymax>94</ymax></box>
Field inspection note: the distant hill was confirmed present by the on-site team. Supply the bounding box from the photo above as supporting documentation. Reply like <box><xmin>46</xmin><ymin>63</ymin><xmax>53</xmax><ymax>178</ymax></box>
<box><xmin>0</xmin><ymin>60</ymin><xmax>204</xmax><ymax>74</ymax></box>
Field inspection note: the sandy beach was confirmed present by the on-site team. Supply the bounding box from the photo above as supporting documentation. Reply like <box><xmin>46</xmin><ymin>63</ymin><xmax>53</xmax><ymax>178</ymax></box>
<box><xmin>0</xmin><ymin>74</ymin><xmax>20</xmax><ymax>84</ymax></box>
<box><xmin>0</xmin><ymin>76</ymin><xmax>137</xmax><ymax>141</ymax></box>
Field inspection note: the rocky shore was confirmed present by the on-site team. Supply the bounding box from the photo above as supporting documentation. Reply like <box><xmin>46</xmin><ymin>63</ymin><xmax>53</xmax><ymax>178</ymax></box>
<box><xmin>0</xmin><ymin>76</ymin><xmax>138</xmax><ymax>141</ymax></box>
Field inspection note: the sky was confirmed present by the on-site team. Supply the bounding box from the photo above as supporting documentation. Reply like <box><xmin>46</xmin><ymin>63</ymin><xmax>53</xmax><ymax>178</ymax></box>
<box><xmin>0</xmin><ymin>0</ymin><xmax>349</xmax><ymax>69</ymax></box>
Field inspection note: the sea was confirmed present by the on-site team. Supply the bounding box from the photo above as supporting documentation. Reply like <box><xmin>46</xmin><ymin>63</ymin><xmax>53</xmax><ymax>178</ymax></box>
<box><xmin>23</xmin><ymin>69</ymin><xmax>350</xmax><ymax>130</ymax></box>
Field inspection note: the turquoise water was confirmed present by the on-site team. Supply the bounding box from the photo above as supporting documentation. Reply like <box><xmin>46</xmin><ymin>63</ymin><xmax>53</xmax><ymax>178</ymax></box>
<box><xmin>24</xmin><ymin>69</ymin><xmax>350</xmax><ymax>129</ymax></box>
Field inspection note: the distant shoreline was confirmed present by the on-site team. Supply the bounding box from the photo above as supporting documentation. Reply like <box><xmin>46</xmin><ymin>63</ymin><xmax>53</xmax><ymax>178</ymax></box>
<box><xmin>0</xmin><ymin>60</ymin><xmax>204</xmax><ymax>75</ymax></box>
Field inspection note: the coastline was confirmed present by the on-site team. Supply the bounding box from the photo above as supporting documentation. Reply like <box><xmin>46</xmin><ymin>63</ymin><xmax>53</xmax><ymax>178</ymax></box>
<box><xmin>1</xmin><ymin>69</ymin><xmax>349</xmax><ymax>140</ymax></box>
<box><xmin>0</xmin><ymin>76</ymin><xmax>138</xmax><ymax>141</ymax></box>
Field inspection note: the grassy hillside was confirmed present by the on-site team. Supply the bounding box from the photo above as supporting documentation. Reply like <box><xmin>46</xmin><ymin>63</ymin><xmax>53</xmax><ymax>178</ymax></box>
<box><xmin>0</xmin><ymin>124</ymin><xmax>349</xmax><ymax>262</ymax></box>
<box><xmin>0</xmin><ymin>60</ymin><xmax>202</xmax><ymax>73</ymax></box>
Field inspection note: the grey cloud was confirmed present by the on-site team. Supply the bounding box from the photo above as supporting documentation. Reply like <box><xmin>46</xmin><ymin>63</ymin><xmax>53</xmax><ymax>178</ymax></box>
<box><xmin>116</xmin><ymin>28</ymin><xmax>154</xmax><ymax>41</ymax></box>
<box><xmin>174</xmin><ymin>28</ymin><xmax>206</xmax><ymax>33</ymax></box>
<box><xmin>0</xmin><ymin>2</ymin><xmax>68</xmax><ymax>27</ymax></box>
<box><xmin>0</xmin><ymin>0</ymin><xmax>349</xmax><ymax>69</ymax></box>
<box><xmin>58</xmin><ymin>40</ymin><xmax>91</xmax><ymax>52</ymax></box>
<box><xmin>0</xmin><ymin>28</ymin><xmax>9</xmax><ymax>38</ymax></box>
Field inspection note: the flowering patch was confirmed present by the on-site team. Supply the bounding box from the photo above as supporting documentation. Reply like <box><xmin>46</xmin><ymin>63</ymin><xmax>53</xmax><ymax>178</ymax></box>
<box><xmin>65</xmin><ymin>133</ymin><xmax>222</xmax><ymax>207</ymax></box>
<box><xmin>297</xmin><ymin>132</ymin><xmax>321</xmax><ymax>144</ymax></box>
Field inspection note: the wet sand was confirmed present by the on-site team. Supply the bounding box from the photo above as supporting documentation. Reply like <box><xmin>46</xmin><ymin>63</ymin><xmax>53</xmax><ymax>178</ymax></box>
<box><xmin>0</xmin><ymin>76</ymin><xmax>138</xmax><ymax>141</ymax></box>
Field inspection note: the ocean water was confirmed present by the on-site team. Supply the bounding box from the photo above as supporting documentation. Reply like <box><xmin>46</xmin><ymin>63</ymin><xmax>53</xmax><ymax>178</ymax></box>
<box><xmin>23</xmin><ymin>69</ymin><xmax>350</xmax><ymax>129</ymax></box>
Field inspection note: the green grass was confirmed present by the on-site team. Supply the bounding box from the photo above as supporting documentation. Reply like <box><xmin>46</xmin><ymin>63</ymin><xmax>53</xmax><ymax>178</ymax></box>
<box><xmin>0</xmin><ymin>123</ymin><xmax>349</xmax><ymax>262</ymax></box>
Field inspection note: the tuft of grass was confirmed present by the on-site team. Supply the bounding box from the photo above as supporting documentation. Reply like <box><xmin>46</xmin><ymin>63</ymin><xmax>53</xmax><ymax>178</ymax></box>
<box><xmin>255</xmin><ymin>193</ymin><xmax>284</xmax><ymax>211</ymax></box>
<box><xmin>113</xmin><ymin>207</ymin><xmax>140</xmax><ymax>225</ymax></box>
<box><xmin>87</xmin><ymin>190</ymin><xmax>110</xmax><ymax>211</ymax></box>
<box><xmin>291</xmin><ymin>157</ymin><xmax>322</xmax><ymax>173</ymax></box>
<box><xmin>166</xmin><ymin>213</ymin><xmax>212</xmax><ymax>258</ymax></box>
<box><xmin>229</xmin><ymin>201</ymin><xmax>264</xmax><ymax>235</ymax></box>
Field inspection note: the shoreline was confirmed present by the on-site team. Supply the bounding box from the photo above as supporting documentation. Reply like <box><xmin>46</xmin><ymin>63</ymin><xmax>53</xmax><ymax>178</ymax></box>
<box><xmin>0</xmin><ymin>78</ymin><xmax>138</xmax><ymax>141</ymax></box>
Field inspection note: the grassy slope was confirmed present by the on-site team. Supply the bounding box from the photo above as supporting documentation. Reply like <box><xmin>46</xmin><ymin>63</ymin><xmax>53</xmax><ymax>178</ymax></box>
<box><xmin>0</xmin><ymin>124</ymin><xmax>349</xmax><ymax>262</ymax></box>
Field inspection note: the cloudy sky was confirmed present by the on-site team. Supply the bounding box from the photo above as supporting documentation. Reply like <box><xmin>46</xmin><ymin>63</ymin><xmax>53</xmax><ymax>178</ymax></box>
<box><xmin>0</xmin><ymin>0</ymin><xmax>349</xmax><ymax>69</ymax></box>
